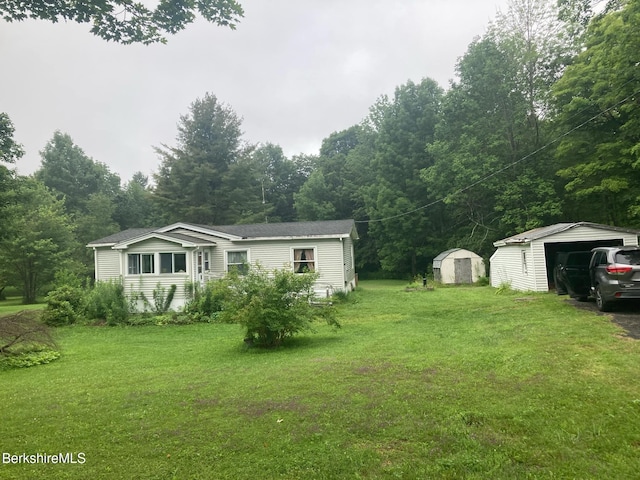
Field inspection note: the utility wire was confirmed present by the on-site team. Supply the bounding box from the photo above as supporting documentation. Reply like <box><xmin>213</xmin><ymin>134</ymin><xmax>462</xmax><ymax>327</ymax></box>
<box><xmin>357</xmin><ymin>88</ymin><xmax>640</xmax><ymax>224</ymax></box>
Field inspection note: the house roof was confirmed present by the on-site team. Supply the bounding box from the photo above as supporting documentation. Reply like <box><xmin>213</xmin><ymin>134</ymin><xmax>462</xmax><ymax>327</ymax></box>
<box><xmin>493</xmin><ymin>222</ymin><xmax>640</xmax><ymax>247</ymax></box>
<box><xmin>87</xmin><ymin>219</ymin><xmax>358</xmax><ymax>247</ymax></box>
<box><xmin>196</xmin><ymin>219</ymin><xmax>358</xmax><ymax>240</ymax></box>
<box><xmin>86</xmin><ymin>228</ymin><xmax>157</xmax><ymax>247</ymax></box>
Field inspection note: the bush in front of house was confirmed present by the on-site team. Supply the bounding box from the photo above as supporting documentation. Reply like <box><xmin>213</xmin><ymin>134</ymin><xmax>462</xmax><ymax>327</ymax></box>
<box><xmin>183</xmin><ymin>280</ymin><xmax>228</xmax><ymax>322</ymax></box>
<box><xmin>84</xmin><ymin>280</ymin><xmax>130</xmax><ymax>325</ymax></box>
<box><xmin>41</xmin><ymin>283</ymin><xmax>87</xmax><ymax>326</ymax></box>
<box><xmin>217</xmin><ymin>266</ymin><xmax>340</xmax><ymax>348</ymax></box>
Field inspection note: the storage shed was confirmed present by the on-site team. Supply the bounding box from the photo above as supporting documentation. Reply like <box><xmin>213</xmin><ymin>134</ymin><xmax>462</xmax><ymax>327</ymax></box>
<box><xmin>433</xmin><ymin>248</ymin><xmax>486</xmax><ymax>284</ymax></box>
<box><xmin>490</xmin><ymin>222</ymin><xmax>640</xmax><ymax>292</ymax></box>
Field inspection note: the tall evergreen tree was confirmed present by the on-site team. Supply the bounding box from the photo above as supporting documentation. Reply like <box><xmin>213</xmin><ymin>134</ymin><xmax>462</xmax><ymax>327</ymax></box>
<box><xmin>153</xmin><ymin>93</ymin><xmax>251</xmax><ymax>225</ymax></box>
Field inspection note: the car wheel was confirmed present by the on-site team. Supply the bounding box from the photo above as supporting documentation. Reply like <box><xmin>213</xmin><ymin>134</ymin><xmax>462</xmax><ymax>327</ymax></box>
<box><xmin>595</xmin><ymin>285</ymin><xmax>612</xmax><ymax>312</ymax></box>
<box><xmin>555</xmin><ymin>278</ymin><xmax>567</xmax><ymax>295</ymax></box>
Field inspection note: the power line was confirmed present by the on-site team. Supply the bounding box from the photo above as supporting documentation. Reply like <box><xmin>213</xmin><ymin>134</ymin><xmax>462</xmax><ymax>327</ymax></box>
<box><xmin>357</xmin><ymin>88</ymin><xmax>640</xmax><ymax>224</ymax></box>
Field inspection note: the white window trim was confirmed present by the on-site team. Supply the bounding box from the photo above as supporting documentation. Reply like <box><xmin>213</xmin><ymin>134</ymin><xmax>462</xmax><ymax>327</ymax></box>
<box><xmin>126</xmin><ymin>251</ymin><xmax>189</xmax><ymax>276</ymax></box>
<box><xmin>522</xmin><ymin>250</ymin><xmax>528</xmax><ymax>275</ymax></box>
<box><xmin>127</xmin><ymin>253</ymin><xmax>155</xmax><ymax>275</ymax></box>
<box><xmin>224</xmin><ymin>249</ymin><xmax>251</xmax><ymax>273</ymax></box>
<box><xmin>291</xmin><ymin>246</ymin><xmax>318</xmax><ymax>274</ymax></box>
<box><xmin>197</xmin><ymin>250</ymin><xmax>211</xmax><ymax>274</ymax></box>
<box><xmin>159</xmin><ymin>251</ymin><xmax>188</xmax><ymax>274</ymax></box>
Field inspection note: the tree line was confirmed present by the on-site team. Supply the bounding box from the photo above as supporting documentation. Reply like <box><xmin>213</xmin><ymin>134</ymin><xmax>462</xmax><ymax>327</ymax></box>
<box><xmin>1</xmin><ymin>0</ymin><xmax>638</xmax><ymax>302</ymax></box>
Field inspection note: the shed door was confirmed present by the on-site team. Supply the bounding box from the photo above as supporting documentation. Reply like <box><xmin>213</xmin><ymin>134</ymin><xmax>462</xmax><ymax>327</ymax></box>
<box><xmin>454</xmin><ymin>258</ymin><xmax>473</xmax><ymax>284</ymax></box>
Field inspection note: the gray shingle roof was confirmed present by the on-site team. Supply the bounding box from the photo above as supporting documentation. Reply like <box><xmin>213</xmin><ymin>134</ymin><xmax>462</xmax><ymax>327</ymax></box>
<box><xmin>87</xmin><ymin>220</ymin><xmax>358</xmax><ymax>246</ymax></box>
<box><xmin>494</xmin><ymin>222</ymin><xmax>640</xmax><ymax>246</ymax></box>
<box><xmin>87</xmin><ymin>228</ymin><xmax>157</xmax><ymax>246</ymax></box>
<box><xmin>200</xmin><ymin>219</ymin><xmax>357</xmax><ymax>239</ymax></box>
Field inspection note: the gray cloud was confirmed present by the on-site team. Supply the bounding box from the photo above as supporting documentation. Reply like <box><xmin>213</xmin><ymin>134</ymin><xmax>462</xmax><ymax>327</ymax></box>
<box><xmin>0</xmin><ymin>0</ymin><xmax>506</xmax><ymax>182</ymax></box>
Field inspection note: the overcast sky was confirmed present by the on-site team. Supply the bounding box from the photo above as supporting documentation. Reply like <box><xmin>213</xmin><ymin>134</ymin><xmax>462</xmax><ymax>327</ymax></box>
<box><xmin>0</xmin><ymin>0</ymin><xmax>508</xmax><ymax>183</ymax></box>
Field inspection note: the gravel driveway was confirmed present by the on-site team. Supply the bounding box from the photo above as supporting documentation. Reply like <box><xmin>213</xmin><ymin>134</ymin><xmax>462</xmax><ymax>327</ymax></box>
<box><xmin>566</xmin><ymin>297</ymin><xmax>640</xmax><ymax>339</ymax></box>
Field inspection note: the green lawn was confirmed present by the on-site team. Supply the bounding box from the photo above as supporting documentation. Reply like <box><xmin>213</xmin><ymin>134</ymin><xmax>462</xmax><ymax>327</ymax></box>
<box><xmin>0</xmin><ymin>297</ymin><xmax>45</xmax><ymax>316</ymax></box>
<box><xmin>2</xmin><ymin>281</ymin><xmax>640</xmax><ymax>479</ymax></box>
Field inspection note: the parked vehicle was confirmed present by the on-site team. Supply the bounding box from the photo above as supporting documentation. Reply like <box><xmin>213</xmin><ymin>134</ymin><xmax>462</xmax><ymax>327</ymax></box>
<box><xmin>590</xmin><ymin>246</ymin><xmax>640</xmax><ymax>312</ymax></box>
<box><xmin>555</xmin><ymin>246</ymin><xmax>640</xmax><ymax>311</ymax></box>
<box><xmin>554</xmin><ymin>251</ymin><xmax>592</xmax><ymax>301</ymax></box>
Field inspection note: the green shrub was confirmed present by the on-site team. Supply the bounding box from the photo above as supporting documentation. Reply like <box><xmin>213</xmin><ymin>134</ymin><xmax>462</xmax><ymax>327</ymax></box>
<box><xmin>139</xmin><ymin>283</ymin><xmax>177</xmax><ymax>314</ymax></box>
<box><xmin>85</xmin><ymin>280</ymin><xmax>130</xmax><ymax>325</ymax></box>
<box><xmin>184</xmin><ymin>280</ymin><xmax>227</xmax><ymax>322</ymax></box>
<box><xmin>218</xmin><ymin>266</ymin><xmax>340</xmax><ymax>348</ymax></box>
<box><xmin>0</xmin><ymin>349</ymin><xmax>61</xmax><ymax>370</ymax></box>
<box><xmin>41</xmin><ymin>284</ymin><xmax>85</xmax><ymax>326</ymax></box>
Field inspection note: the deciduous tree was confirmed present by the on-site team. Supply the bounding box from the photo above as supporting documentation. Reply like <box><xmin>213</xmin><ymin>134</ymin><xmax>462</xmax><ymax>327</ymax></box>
<box><xmin>0</xmin><ymin>0</ymin><xmax>244</xmax><ymax>44</ymax></box>
<box><xmin>363</xmin><ymin>79</ymin><xmax>443</xmax><ymax>276</ymax></box>
<box><xmin>552</xmin><ymin>0</ymin><xmax>640</xmax><ymax>225</ymax></box>
<box><xmin>0</xmin><ymin>178</ymin><xmax>78</xmax><ymax>304</ymax></box>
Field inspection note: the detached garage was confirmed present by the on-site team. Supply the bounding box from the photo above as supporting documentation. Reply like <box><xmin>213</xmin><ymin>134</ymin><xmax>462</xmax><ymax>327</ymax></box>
<box><xmin>490</xmin><ymin>222</ymin><xmax>640</xmax><ymax>292</ymax></box>
<box><xmin>433</xmin><ymin>248</ymin><xmax>486</xmax><ymax>284</ymax></box>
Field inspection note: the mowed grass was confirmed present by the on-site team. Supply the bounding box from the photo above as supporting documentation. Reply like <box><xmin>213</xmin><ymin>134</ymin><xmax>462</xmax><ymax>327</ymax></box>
<box><xmin>2</xmin><ymin>280</ymin><xmax>640</xmax><ymax>479</ymax></box>
<box><xmin>0</xmin><ymin>297</ymin><xmax>45</xmax><ymax>315</ymax></box>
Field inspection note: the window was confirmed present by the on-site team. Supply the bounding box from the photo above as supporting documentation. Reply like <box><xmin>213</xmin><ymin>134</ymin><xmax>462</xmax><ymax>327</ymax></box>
<box><xmin>160</xmin><ymin>253</ymin><xmax>187</xmax><ymax>273</ymax></box>
<box><xmin>227</xmin><ymin>250</ymin><xmax>248</xmax><ymax>274</ymax></box>
<box><xmin>197</xmin><ymin>251</ymin><xmax>210</xmax><ymax>274</ymax></box>
<box><xmin>293</xmin><ymin>248</ymin><xmax>315</xmax><ymax>273</ymax></box>
<box><xmin>128</xmin><ymin>253</ymin><xmax>154</xmax><ymax>274</ymax></box>
<box><xmin>522</xmin><ymin>250</ymin><xmax>528</xmax><ymax>275</ymax></box>
<box><xmin>593</xmin><ymin>251</ymin><xmax>607</xmax><ymax>266</ymax></box>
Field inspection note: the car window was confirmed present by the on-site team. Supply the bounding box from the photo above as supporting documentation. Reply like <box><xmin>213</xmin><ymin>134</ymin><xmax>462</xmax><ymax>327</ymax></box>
<box><xmin>615</xmin><ymin>250</ymin><xmax>640</xmax><ymax>265</ymax></box>
<box><xmin>593</xmin><ymin>251</ymin><xmax>606</xmax><ymax>266</ymax></box>
<box><xmin>567</xmin><ymin>252</ymin><xmax>591</xmax><ymax>266</ymax></box>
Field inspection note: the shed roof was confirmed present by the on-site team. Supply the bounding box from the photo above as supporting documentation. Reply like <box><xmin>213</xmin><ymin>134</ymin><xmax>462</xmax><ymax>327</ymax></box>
<box><xmin>433</xmin><ymin>248</ymin><xmax>462</xmax><ymax>262</ymax></box>
<box><xmin>493</xmin><ymin>222</ymin><xmax>640</xmax><ymax>247</ymax></box>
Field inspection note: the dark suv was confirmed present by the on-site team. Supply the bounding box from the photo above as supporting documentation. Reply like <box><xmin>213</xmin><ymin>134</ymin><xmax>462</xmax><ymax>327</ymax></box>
<box><xmin>590</xmin><ymin>246</ymin><xmax>640</xmax><ymax>311</ymax></box>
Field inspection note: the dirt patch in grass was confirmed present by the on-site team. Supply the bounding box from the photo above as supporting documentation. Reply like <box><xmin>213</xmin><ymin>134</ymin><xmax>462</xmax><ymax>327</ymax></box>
<box><xmin>237</xmin><ymin>397</ymin><xmax>308</xmax><ymax>417</ymax></box>
<box><xmin>566</xmin><ymin>298</ymin><xmax>640</xmax><ymax>339</ymax></box>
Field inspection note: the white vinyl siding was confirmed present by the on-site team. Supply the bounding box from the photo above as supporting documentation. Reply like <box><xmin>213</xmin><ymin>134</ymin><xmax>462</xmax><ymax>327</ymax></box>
<box><xmin>229</xmin><ymin>239</ymin><xmax>347</xmax><ymax>294</ymax></box>
<box><xmin>343</xmin><ymin>237</ymin><xmax>355</xmax><ymax>285</ymax></box>
<box><xmin>490</xmin><ymin>244</ymin><xmax>533</xmax><ymax>291</ymax></box>
<box><xmin>95</xmin><ymin>248</ymin><xmax>121</xmax><ymax>281</ymax></box>
<box><xmin>491</xmin><ymin>225</ymin><xmax>639</xmax><ymax>292</ymax></box>
<box><xmin>119</xmin><ymin>238</ymin><xmax>192</xmax><ymax>309</ymax></box>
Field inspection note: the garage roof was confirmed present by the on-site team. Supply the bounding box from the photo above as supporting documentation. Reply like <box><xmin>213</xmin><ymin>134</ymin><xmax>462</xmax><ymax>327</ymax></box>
<box><xmin>493</xmin><ymin>222</ymin><xmax>640</xmax><ymax>247</ymax></box>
